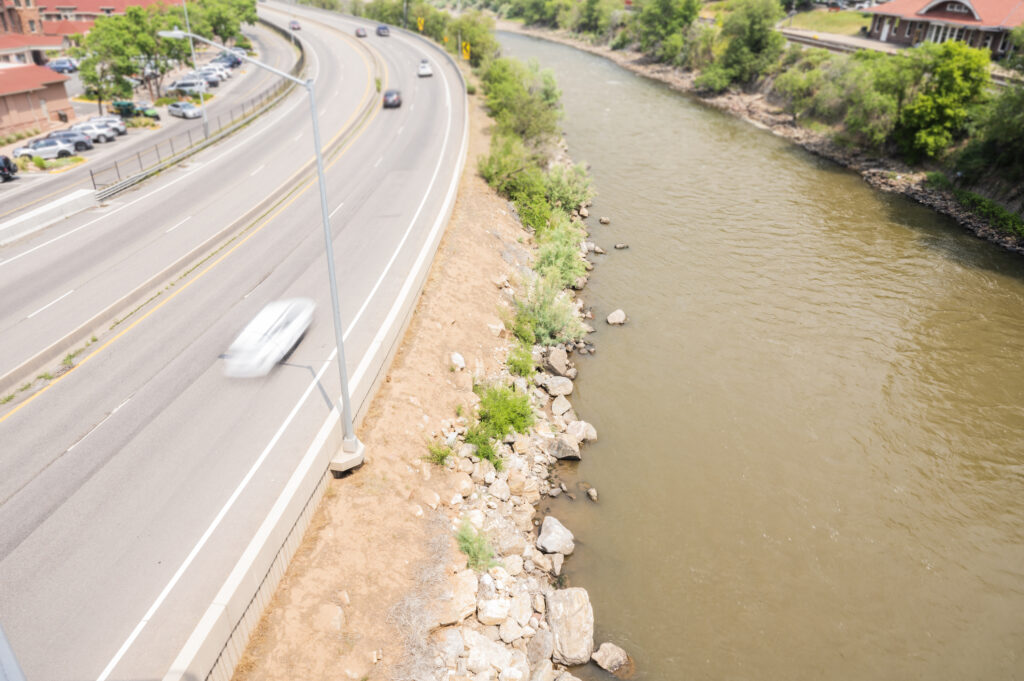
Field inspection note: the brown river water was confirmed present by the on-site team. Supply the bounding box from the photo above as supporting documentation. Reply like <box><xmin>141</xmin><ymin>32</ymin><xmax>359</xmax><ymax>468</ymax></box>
<box><xmin>497</xmin><ymin>32</ymin><xmax>1024</xmax><ymax>680</ymax></box>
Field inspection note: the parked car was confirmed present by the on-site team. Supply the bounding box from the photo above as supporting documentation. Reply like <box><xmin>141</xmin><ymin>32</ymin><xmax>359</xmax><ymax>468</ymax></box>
<box><xmin>45</xmin><ymin>130</ymin><xmax>94</xmax><ymax>151</ymax></box>
<box><xmin>168</xmin><ymin>79</ymin><xmax>208</xmax><ymax>96</ymax></box>
<box><xmin>112</xmin><ymin>100</ymin><xmax>161</xmax><ymax>120</ymax></box>
<box><xmin>48</xmin><ymin>57</ymin><xmax>77</xmax><ymax>73</ymax></box>
<box><xmin>289</xmin><ymin>19</ymin><xmax>301</xmax><ymax>30</ymax></box>
<box><xmin>355</xmin><ymin>27</ymin><xmax>367</xmax><ymax>37</ymax></box>
<box><xmin>201</xmin><ymin>63</ymin><xmax>231</xmax><ymax>80</ymax></box>
<box><xmin>188</xmin><ymin>71</ymin><xmax>220</xmax><ymax>87</ymax></box>
<box><xmin>167</xmin><ymin>101</ymin><xmax>202</xmax><ymax>119</ymax></box>
<box><xmin>223</xmin><ymin>298</ymin><xmax>315</xmax><ymax>377</ymax></box>
<box><xmin>71</xmin><ymin>122</ymin><xmax>117</xmax><ymax>143</ymax></box>
<box><xmin>0</xmin><ymin>155</ymin><xmax>17</xmax><ymax>181</ymax></box>
<box><xmin>212</xmin><ymin>53</ymin><xmax>242</xmax><ymax>69</ymax></box>
<box><xmin>377</xmin><ymin>25</ymin><xmax>390</xmax><ymax>36</ymax></box>
<box><xmin>382</xmin><ymin>89</ymin><xmax>401</xmax><ymax>108</ymax></box>
<box><xmin>12</xmin><ymin>138</ymin><xmax>74</xmax><ymax>160</ymax></box>
<box><xmin>89</xmin><ymin>115</ymin><xmax>127</xmax><ymax>135</ymax></box>
<box><xmin>417</xmin><ymin>59</ymin><xmax>433</xmax><ymax>77</ymax></box>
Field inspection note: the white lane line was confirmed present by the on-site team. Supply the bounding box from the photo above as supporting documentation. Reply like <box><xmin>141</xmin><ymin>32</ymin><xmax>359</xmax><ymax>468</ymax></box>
<box><xmin>249</xmin><ymin>164</ymin><xmax>266</xmax><ymax>177</ymax></box>
<box><xmin>293</xmin><ymin>132</ymin><xmax>302</xmax><ymax>141</ymax></box>
<box><xmin>320</xmin><ymin>107</ymin><xmax>328</xmax><ymax>117</ymax></box>
<box><xmin>329</xmin><ymin>202</ymin><xmax>344</xmax><ymax>219</ymax></box>
<box><xmin>397</xmin><ymin>125</ymin><xmax>404</xmax><ymax>136</ymax></box>
<box><xmin>27</xmin><ymin>289</ymin><xmax>74</xmax><ymax>319</ymax></box>
<box><xmin>373</xmin><ymin>157</ymin><xmax>382</xmax><ymax>168</ymax></box>
<box><xmin>165</xmin><ymin>216</ymin><xmax>191</xmax><ymax>234</ymax></box>
<box><xmin>67</xmin><ymin>396</ymin><xmax>132</xmax><ymax>452</ymax></box>
<box><xmin>409</xmin><ymin>103</ymin><xmax>415</xmax><ymax>113</ymax></box>
<box><xmin>96</xmin><ymin>43</ymin><xmax>326</xmax><ymax>681</ymax></box>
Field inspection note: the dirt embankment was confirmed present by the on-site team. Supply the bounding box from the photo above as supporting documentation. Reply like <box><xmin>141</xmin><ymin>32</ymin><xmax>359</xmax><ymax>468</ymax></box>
<box><xmin>497</xmin><ymin>21</ymin><xmax>1024</xmax><ymax>256</ymax></box>
<box><xmin>231</xmin><ymin>77</ymin><xmax>542</xmax><ymax>680</ymax></box>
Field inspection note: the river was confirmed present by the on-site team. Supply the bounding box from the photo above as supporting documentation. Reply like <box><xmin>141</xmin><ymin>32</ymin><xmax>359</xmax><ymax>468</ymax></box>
<box><xmin>497</xmin><ymin>31</ymin><xmax>1024</xmax><ymax>680</ymax></box>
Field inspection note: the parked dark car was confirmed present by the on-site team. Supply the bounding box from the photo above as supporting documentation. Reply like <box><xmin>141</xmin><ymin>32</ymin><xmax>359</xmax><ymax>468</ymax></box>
<box><xmin>355</xmin><ymin>27</ymin><xmax>367</xmax><ymax>37</ymax></box>
<box><xmin>212</xmin><ymin>53</ymin><xmax>242</xmax><ymax>68</ymax></box>
<box><xmin>376</xmin><ymin>25</ymin><xmax>390</xmax><ymax>36</ymax></box>
<box><xmin>0</xmin><ymin>155</ymin><xmax>16</xmax><ymax>181</ymax></box>
<box><xmin>46</xmin><ymin>130</ymin><xmax>94</xmax><ymax>152</ymax></box>
<box><xmin>382</xmin><ymin>89</ymin><xmax>401</xmax><ymax>108</ymax></box>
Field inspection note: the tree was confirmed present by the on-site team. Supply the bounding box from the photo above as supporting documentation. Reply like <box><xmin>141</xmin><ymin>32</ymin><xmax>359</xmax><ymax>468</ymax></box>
<box><xmin>718</xmin><ymin>0</ymin><xmax>785</xmax><ymax>82</ymax></box>
<box><xmin>895</xmin><ymin>40</ymin><xmax>990</xmax><ymax>159</ymax></box>
<box><xmin>74</xmin><ymin>15</ymin><xmax>137</xmax><ymax>114</ymax></box>
<box><xmin>122</xmin><ymin>5</ymin><xmax>190</xmax><ymax>101</ymax></box>
<box><xmin>636</xmin><ymin>0</ymin><xmax>701</xmax><ymax>56</ymax></box>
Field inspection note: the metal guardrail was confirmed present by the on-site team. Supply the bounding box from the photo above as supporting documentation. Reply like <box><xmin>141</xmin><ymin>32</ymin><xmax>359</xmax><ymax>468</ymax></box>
<box><xmin>92</xmin><ymin>17</ymin><xmax>306</xmax><ymax>201</ymax></box>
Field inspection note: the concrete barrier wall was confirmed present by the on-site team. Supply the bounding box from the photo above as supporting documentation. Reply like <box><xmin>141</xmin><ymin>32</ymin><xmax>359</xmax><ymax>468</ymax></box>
<box><xmin>162</xmin><ymin>21</ymin><xmax>469</xmax><ymax>681</ymax></box>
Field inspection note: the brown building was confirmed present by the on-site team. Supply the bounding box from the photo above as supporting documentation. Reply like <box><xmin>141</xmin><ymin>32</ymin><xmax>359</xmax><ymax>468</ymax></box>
<box><xmin>866</xmin><ymin>0</ymin><xmax>1024</xmax><ymax>58</ymax></box>
<box><xmin>0</xmin><ymin>62</ymin><xmax>73</xmax><ymax>135</ymax></box>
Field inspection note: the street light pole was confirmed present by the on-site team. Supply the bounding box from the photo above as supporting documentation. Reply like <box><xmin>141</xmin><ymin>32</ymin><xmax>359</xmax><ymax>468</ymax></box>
<box><xmin>179</xmin><ymin>1</ymin><xmax>209</xmax><ymax>139</ymax></box>
<box><xmin>158</xmin><ymin>28</ymin><xmax>364</xmax><ymax>470</ymax></box>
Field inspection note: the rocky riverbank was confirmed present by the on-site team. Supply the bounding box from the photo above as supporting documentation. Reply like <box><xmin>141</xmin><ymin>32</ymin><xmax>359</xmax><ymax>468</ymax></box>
<box><xmin>496</xmin><ymin>21</ymin><xmax>1024</xmax><ymax>256</ymax></box>
<box><xmin>232</xmin><ymin>68</ymin><xmax>628</xmax><ymax>681</ymax></box>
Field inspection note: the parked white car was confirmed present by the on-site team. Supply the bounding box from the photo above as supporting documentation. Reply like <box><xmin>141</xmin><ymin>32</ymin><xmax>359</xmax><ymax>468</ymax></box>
<box><xmin>168</xmin><ymin>79</ymin><xmax>208</xmax><ymax>96</ymax></box>
<box><xmin>13</xmin><ymin>137</ymin><xmax>75</xmax><ymax>160</ymax></box>
<box><xmin>71</xmin><ymin>122</ymin><xmax>117</xmax><ymax>143</ymax></box>
<box><xmin>200</xmin><ymin>64</ymin><xmax>231</xmax><ymax>80</ymax></box>
<box><xmin>223</xmin><ymin>299</ymin><xmax>315</xmax><ymax>377</ymax></box>
<box><xmin>89</xmin><ymin>115</ymin><xmax>127</xmax><ymax>135</ymax></box>
<box><xmin>167</xmin><ymin>101</ymin><xmax>202</xmax><ymax>119</ymax></box>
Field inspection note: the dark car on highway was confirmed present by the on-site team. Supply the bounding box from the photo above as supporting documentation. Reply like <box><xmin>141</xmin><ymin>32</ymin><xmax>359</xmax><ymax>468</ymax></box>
<box><xmin>376</xmin><ymin>25</ymin><xmax>390</xmax><ymax>36</ymax></box>
<box><xmin>382</xmin><ymin>89</ymin><xmax>401</xmax><ymax>108</ymax></box>
<box><xmin>0</xmin><ymin>155</ymin><xmax>16</xmax><ymax>181</ymax></box>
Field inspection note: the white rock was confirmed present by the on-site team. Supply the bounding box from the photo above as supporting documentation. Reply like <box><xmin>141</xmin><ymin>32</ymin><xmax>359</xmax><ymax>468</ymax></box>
<box><xmin>503</xmin><ymin>554</ymin><xmax>524</xmax><ymax>576</ymax></box>
<box><xmin>550</xmin><ymin>553</ymin><xmax>564</xmax><ymax>576</ymax></box>
<box><xmin>500</xmin><ymin>618</ymin><xmax>525</xmax><ymax>643</ymax></box>
<box><xmin>477</xmin><ymin>598</ymin><xmax>512</xmax><ymax>625</ymax></box>
<box><xmin>510</xmin><ymin>591</ymin><xmax>533</xmax><ymax>627</ymax></box>
<box><xmin>451</xmin><ymin>351</ymin><xmax>466</xmax><ymax>370</ymax></box>
<box><xmin>526</xmin><ymin>629</ymin><xmax>554</xmax><ymax>669</ymax></box>
<box><xmin>467</xmin><ymin>509</ymin><xmax>485</xmax><ymax>530</ymax></box>
<box><xmin>421</xmin><ymin>489</ymin><xmax>441</xmax><ymax>510</ymax></box>
<box><xmin>436</xmin><ymin>627</ymin><xmax>464</xmax><ymax>668</ymax></box>
<box><xmin>586</xmin><ymin>487</ymin><xmax>598</xmax><ymax>502</ymax></box>
<box><xmin>592</xmin><ymin>641</ymin><xmax>630</xmax><ymax>674</ymax></box>
<box><xmin>606</xmin><ymin>309</ymin><xmax>626</xmax><ymax>325</ymax></box>
<box><xmin>544</xmin><ymin>347</ymin><xmax>570</xmax><ymax>377</ymax></box>
<box><xmin>546</xmin><ymin>588</ymin><xmax>595</xmax><ymax>665</ymax></box>
<box><xmin>543</xmin><ymin>376</ymin><xmax>574</xmax><ymax>396</ymax></box>
<box><xmin>436</xmin><ymin>569</ymin><xmax>479</xmax><ymax>626</ymax></box>
<box><xmin>464</xmin><ymin>628</ymin><xmax>512</xmax><ymax>673</ymax></box>
<box><xmin>536</xmin><ymin>516</ymin><xmax>577</xmax><ymax>552</ymax></box>
<box><xmin>550</xmin><ymin>395</ymin><xmax>571</xmax><ymax>416</ymax></box>
<box><xmin>542</xmin><ymin>435</ymin><xmax>580</xmax><ymax>461</ymax></box>
<box><xmin>489</xmin><ymin>478</ymin><xmax>511</xmax><ymax>501</ymax></box>
<box><xmin>565</xmin><ymin>420</ymin><xmax>597</xmax><ymax>444</ymax></box>
<box><xmin>454</xmin><ymin>472</ymin><xmax>475</xmax><ymax>496</ymax></box>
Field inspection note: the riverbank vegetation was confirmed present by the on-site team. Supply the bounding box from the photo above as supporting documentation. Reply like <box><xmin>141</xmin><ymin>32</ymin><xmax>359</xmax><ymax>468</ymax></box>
<box><xmin>452</xmin><ymin>0</ymin><xmax>1023</xmax><ymax>239</ymax></box>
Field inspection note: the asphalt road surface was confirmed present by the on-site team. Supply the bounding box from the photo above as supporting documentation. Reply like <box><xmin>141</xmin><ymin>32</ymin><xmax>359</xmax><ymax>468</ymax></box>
<box><xmin>0</xmin><ymin>6</ymin><xmax>466</xmax><ymax>680</ymax></box>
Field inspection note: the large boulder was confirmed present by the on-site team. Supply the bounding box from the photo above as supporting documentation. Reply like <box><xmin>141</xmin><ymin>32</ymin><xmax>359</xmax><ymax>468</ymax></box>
<box><xmin>537</xmin><ymin>516</ymin><xmax>575</xmax><ymax>555</ymax></box>
<box><xmin>435</xmin><ymin>569</ymin><xmax>478</xmax><ymax>626</ymax></box>
<box><xmin>551</xmin><ymin>395</ymin><xmax>572</xmax><ymax>416</ymax></box>
<box><xmin>527</xmin><ymin>629</ymin><xmax>554</xmax><ymax>669</ymax></box>
<box><xmin>543</xmin><ymin>376</ymin><xmax>574</xmax><ymax>396</ymax></box>
<box><xmin>545</xmin><ymin>347</ymin><xmax>570</xmax><ymax>377</ymax></box>
<box><xmin>546</xmin><ymin>589</ymin><xmax>594</xmax><ymax>665</ymax></box>
<box><xmin>543</xmin><ymin>435</ymin><xmax>581</xmax><ymax>461</ymax></box>
<box><xmin>566</xmin><ymin>420</ymin><xmax>597</xmax><ymax>445</ymax></box>
<box><xmin>606</xmin><ymin>309</ymin><xmax>626</xmax><ymax>325</ymax></box>
<box><xmin>592</xmin><ymin>642</ymin><xmax>630</xmax><ymax>674</ymax></box>
<box><xmin>478</xmin><ymin>598</ymin><xmax>512</xmax><ymax>626</ymax></box>
<box><xmin>464</xmin><ymin>628</ymin><xmax>513</xmax><ymax>674</ymax></box>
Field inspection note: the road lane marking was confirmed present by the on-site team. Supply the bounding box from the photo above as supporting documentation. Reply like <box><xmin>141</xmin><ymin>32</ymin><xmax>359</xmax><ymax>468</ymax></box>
<box><xmin>397</xmin><ymin>125</ymin><xmax>404</xmax><ymax>136</ymax></box>
<box><xmin>27</xmin><ymin>289</ymin><xmax>74</xmax><ymax>319</ymax></box>
<box><xmin>409</xmin><ymin>103</ymin><xmax>414</xmax><ymax>113</ymax></box>
<box><xmin>249</xmin><ymin>164</ymin><xmax>266</xmax><ymax>177</ymax></box>
<box><xmin>293</xmin><ymin>132</ymin><xmax>303</xmax><ymax>141</ymax></box>
<box><xmin>329</xmin><ymin>202</ymin><xmax>344</xmax><ymax>218</ymax></box>
<box><xmin>67</xmin><ymin>395</ymin><xmax>131</xmax><ymax>452</ymax></box>
<box><xmin>165</xmin><ymin>216</ymin><xmax>191</xmax><ymax>233</ymax></box>
<box><xmin>373</xmin><ymin>156</ymin><xmax>382</xmax><ymax>168</ymax></box>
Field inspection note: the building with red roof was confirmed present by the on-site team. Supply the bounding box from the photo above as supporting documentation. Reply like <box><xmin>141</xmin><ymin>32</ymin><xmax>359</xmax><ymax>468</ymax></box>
<box><xmin>866</xmin><ymin>0</ymin><xmax>1023</xmax><ymax>57</ymax></box>
<box><xmin>0</xmin><ymin>62</ymin><xmax>73</xmax><ymax>136</ymax></box>
<box><xmin>37</xmin><ymin>0</ymin><xmax>164</xmax><ymax>23</ymax></box>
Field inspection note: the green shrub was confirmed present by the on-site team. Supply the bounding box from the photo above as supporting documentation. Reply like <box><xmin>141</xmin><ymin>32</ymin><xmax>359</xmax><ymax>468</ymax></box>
<box><xmin>535</xmin><ymin>215</ymin><xmax>586</xmax><ymax>288</ymax></box>
<box><xmin>155</xmin><ymin>96</ymin><xmax>178</xmax><ymax>106</ymax></box>
<box><xmin>465</xmin><ymin>423</ymin><xmax>500</xmax><ymax>469</ymax></box>
<box><xmin>545</xmin><ymin>163</ymin><xmax>592</xmax><ymax>211</ymax></box>
<box><xmin>425</xmin><ymin>441</ymin><xmax>453</xmax><ymax>466</ymax></box>
<box><xmin>924</xmin><ymin>172</ymin><xmax>1024</xmax><ymax>237</ymax></box>
<box><xmin>32</xmin><ymin>156</ymin><xmax>46</xmax><ymax>170</ymax></box>
<box><xmin>514</xmin><ymin>276</ymin><xmax>584</xmax><ymax>346</ymax></box>
<box><xmin>466</xmin><ymin>82</ymin><xmax>477</xmax><ymax>95</ymax></box>
<box><xmin>125</xmin><ymin>116</ymin><xmax>157</xmax><ymax>128</ymax></box>
<box><xmin>476</xmin><ymin>383</ymin><xmax>533</xmax><ymax>438</ymax></box>
<box><xmin>456</xmin><ymin>520</ymin><xmax>497</xmax><ymax>571</ymax></box>
<box><xmin>507</xmin><ymin>341</ymin><xmax>535</xmax><ymax>377</ymax></box>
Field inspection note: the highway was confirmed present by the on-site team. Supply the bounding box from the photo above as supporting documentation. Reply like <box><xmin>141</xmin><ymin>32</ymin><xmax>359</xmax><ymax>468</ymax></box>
<box><xmin>0</xmin><ymin>5</ymin><xmax>466</xmax><ymax>680</ymax></box>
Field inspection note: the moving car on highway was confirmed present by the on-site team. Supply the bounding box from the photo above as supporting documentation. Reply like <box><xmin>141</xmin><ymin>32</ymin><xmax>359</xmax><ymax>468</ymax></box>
<box><xmin>0</xmin><ymin>154</ymin><xmax>16</xmax><ymax>181</ymax></box>
<box><xmin>355</xmin><ymin>27</ymin><xmax>367</xmax><ymax>37</ymax></box>
<box><xmin>289</xmin><ymin>19</ymin><xmax>301</xmax><ymax>30</ymax></box>
<box><xmin>418</xmin><ymin>59</ymin><xmax>433</xmax><ymax>77</ymax></box>
<box><xmin>382</xmin><ymin>89</ymin><xmax>402</xmax><ymax>108</ymax></box>
<box><xmin>376</xmin><ymin>25</ymin><xmax>390</xmax><ymax>36</ymax></box>
<box><xmin>223</xmin><ymin>299</ymin><xmax>315</xmax><ymax>377</ymax></box>
<box><xmin>12</xmin><ymin>138</ymin><xmax>74</xmax><ymax>160</ymax></box>
<box><xmin>167</xmin><ymin>101</ymin><xmax>202</xmax><ymax>119</ymax></box>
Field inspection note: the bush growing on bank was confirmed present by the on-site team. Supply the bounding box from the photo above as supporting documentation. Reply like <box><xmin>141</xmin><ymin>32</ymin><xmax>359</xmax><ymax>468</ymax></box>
<box><xmin>513</xmin><ymin>276</ymin><xmax>584</xmax><ymax>346</ymax></box>
<box><xmin>926</xmin><ymin>172</ymin><xmax>1024</xmax><ymax>237</ymax></box>
<box><xmin>463</xmin><ymin>382</ymin><xmax>535</xmax><ymax>470</ymax></box>
<box><xmin>456</xmin><ymin>520</ymin><xmax>497</xmax><ymax>571</ymax></box>
<box><xmin>535</xmin><ymin>213</ymin><xmax>587</xmax><ymax>288</ymax></box>
<box><xmin>506</xmin><ymin>341</ymin><xmax>535</xmax><ymax>377</ymax></box>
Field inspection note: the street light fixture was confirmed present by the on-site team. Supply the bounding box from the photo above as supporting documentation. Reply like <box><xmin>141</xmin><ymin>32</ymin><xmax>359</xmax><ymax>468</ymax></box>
<box><xmin>177</xmin><ymin>0</ymin><xmax>209</xmax><ymax>139</ymax></box>
<box><xmin>158</xmin><ymin>27</ymin><xmax>365</xmax><ymax>471</ymax></box>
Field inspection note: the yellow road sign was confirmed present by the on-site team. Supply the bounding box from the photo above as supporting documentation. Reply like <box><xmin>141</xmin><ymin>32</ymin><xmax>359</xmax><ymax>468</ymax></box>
<box><xmin>417</xmin><ymin>16</ymin><xmax>424</xmax><ymax>31</ymax></box>
<box><xmin>461</xmin><ymin>41</ymin><xmax>470</xmax><ymax>60</ymax></box>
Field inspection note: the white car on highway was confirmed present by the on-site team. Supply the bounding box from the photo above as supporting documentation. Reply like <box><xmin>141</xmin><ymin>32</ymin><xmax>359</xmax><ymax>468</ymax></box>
<box><xmin>223</xmin><ymin>298</ymin><xmax>315</xmax><ymax>377</ymax></box>
<box><xmin>418</xmin><ymin>59</ymin><xmax>433</xmax><ymax>77</ymax></box>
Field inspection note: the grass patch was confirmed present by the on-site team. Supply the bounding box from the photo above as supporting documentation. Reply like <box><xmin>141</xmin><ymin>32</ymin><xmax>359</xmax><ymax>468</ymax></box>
<box><xmin>18</xmin><ymin>382</ymin><xmax>31</xmax><ymax>392</ymax></box>
<box><xmin>46</xmin><ymin>156</ymin><xmax>84</xmax><ymax>170</ymax></box>
<box><xmin>62</xmin><ymin>352</ymin><xmax>77</xmax><ymax>367</ymax></box>
<box><xmin>456</xmin><ymin>520</ymin><xmax>497</xmax><ymax>571</ymax></box>
<box><xmin>126</xmin><ymin>116</ymin><xmax>158</xmax><ymax>128</ymax></box>
<box><xmin>1</xmin><ymin>394</ymin><xmax>13</xmax><ymax>405</ymax></box>
<box><xmin>476</xmin><ymin>383</ymin><xmax>533</xmax><ymax>440</ymax></box>
<box><xmin>465</xmin><ymin>424</ymin><xmax>500</xmax><ymax>470</ymax></box>
<box><xmin>786</xmin><ymin>9</ymin><xmax>871</xmax><ymax>36</ymax></box>
<box><xmin>425</xmin><ymin>441</ymin><xmax>453</xmax><ymax>466</ymax></box>
<box><xmin>37</xmin><ymin>372</ymin><xmax>53</xmax><ymax>381</ymax></box>
<box><xmin>925</xmin><ymin>172</ymin><xmax>1024</xmax><ymax>237</ymax></box>
<box><xmin>507</xmin><ymin>341</ymin><xmax>535</xmax><ymax>377</ymax></box>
